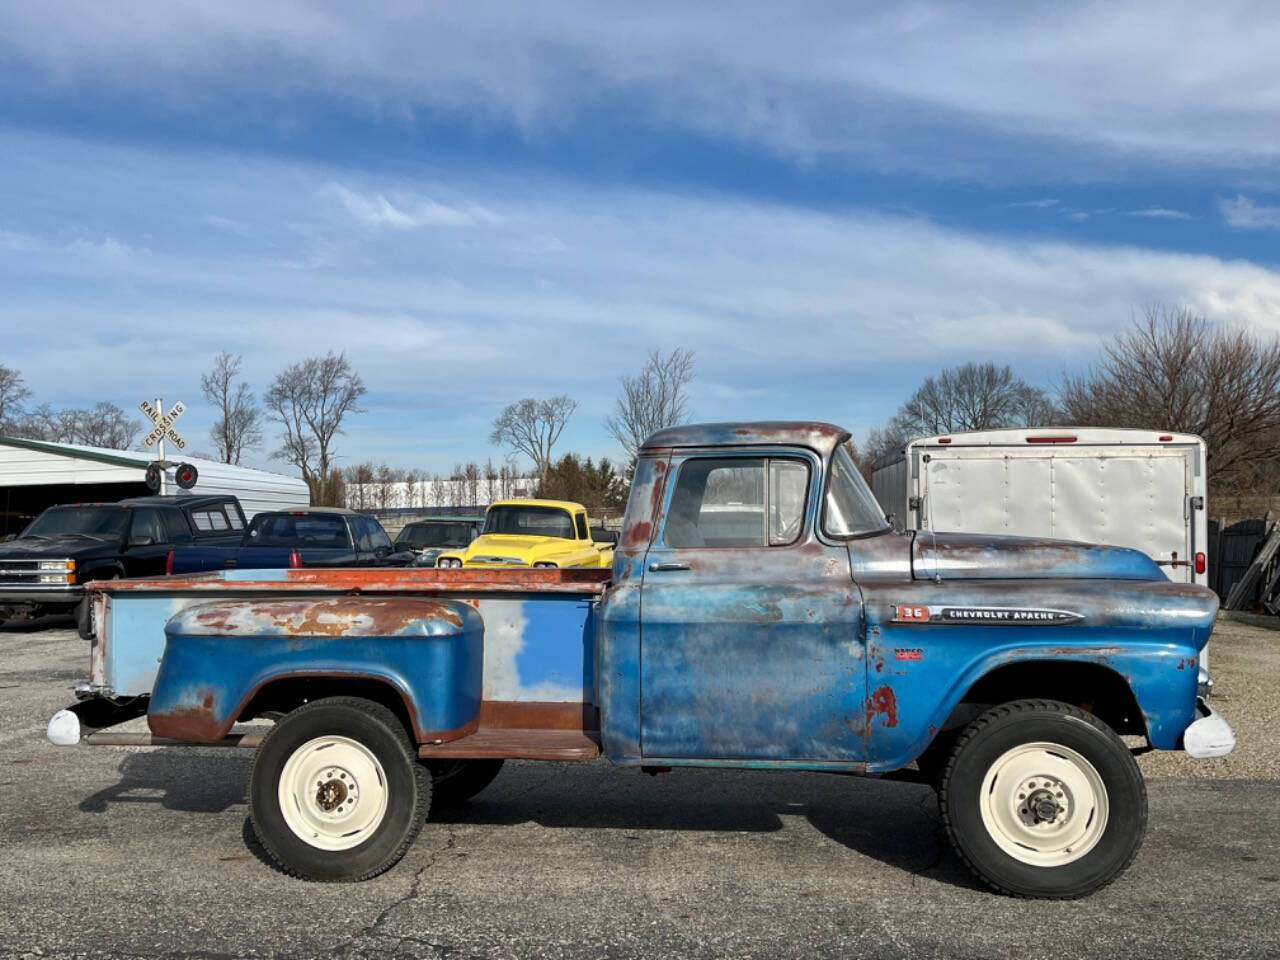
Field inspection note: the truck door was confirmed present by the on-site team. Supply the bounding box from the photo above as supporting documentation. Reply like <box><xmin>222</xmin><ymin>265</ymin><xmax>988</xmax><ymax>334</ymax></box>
<box><xmin>638</xmin><ymin>450</ymin><xmax>867</xmax><ymax>762</ymax></box>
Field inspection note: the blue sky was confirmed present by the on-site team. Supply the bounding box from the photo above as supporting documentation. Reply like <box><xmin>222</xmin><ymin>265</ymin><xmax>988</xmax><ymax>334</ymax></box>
<box><xmin>1</xmin><ymin>1</ymin><xmax>1279</xmax><ymax>475</ymax></box>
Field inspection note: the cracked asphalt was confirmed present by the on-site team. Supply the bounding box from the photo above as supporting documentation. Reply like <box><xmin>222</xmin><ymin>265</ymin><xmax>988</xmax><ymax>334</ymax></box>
<box><xmin>2</xmin><ymin>617</ymin><xmax>1279</xmax><ymax>959</ymax></box>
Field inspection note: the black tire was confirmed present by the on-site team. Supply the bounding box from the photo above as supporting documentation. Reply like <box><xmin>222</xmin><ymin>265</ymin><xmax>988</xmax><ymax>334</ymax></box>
<box><xmin>249</xmin><ymin>697</ymin><xmax>431</xmax><ymax>882</ymax></box>
<box><xmin>75</xmin><ymin>595</ymin><xmax>94</xmax><ymax>640</ymax></box>
<box><xmin>939</xmin><ymin>699</ymin><xmax>1147</xmax><ymax>899</ymax></box>
<box><xmin>424</xmin><ymin>759</ymin><xmax>504</xmax><ymax>809</ymax></box>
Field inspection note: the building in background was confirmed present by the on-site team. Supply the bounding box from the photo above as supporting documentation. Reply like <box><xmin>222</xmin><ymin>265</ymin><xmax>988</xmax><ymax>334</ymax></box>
<box><xmin>0</xmin><ymin>436</ymin><xmax>310</xmax><ymax>537</ymax></box>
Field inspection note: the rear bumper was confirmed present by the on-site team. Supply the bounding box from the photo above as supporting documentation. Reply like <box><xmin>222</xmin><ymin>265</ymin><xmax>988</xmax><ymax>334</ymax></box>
<box><xmin>1182</xmin><ymin>697</ymin><xmax>1236</xmax><ymax>759</ymax></box>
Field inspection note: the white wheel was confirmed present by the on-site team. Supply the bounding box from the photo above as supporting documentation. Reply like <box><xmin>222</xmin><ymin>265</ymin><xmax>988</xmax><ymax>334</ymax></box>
<box><xmin>277</xmin><ymin>735</ymin><xmax>390</xmax><ymax>852</ymax></box>
<box><xmin>978</xmin><ymin>741</ymin><xmax>1108</xmax><ymax>867</ymax></box>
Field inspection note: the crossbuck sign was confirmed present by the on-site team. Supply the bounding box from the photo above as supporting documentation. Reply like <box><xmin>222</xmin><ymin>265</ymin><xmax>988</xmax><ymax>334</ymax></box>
<box><xmin>140</xmin><ymin>399</ymin><xmax>187</xmax><ymax>451</ymax></box>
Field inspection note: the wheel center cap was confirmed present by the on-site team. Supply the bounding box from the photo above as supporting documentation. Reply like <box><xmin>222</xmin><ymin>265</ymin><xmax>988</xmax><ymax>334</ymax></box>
<box><xmin>1029</xmin><ymin>789</ymin><xmax>1061</xmax><ymax>823</ymax></box>
<box><xmin>315</xmin><ymin>778</ymin><xmax>349</xmax><ymax>812</ymax></box>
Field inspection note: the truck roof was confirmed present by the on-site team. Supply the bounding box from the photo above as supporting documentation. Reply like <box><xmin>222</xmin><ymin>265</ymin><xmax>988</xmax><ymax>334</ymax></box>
<box><xmin>56</xmin><ymin>495</ymin><xmax>238</xmax><ymax>511</ymax></box>
<box><xmin>641</xmin><ymin>421</ymin><xmax>850</xmax><ymax>455</ymax></box>
<box><xmin>487</xmin><ymin>499</ymin><xmax>587</xmax><ymax>513</ymax></box>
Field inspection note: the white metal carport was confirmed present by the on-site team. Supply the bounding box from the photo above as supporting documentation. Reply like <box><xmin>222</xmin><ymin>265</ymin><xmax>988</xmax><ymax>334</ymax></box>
<box><xmin>0</xmin><ymin>436</ymin><xmax>310</xmax><ymax>536</ymax></box>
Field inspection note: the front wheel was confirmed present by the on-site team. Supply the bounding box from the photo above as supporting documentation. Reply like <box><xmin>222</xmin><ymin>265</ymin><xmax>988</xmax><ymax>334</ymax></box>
<box><xmin>249</xmin><ymin>697</ymin><xmax>430</xmax><ymax>882</ymax></box>
<box><xmin>939</xmin><ymin>699</ymin><xmax>1146</xmax><ymax>899</ymax></box>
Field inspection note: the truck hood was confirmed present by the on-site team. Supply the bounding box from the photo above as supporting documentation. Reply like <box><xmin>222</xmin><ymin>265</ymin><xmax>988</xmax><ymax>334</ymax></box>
<box><xmin>0</xmin><ymin>535</ymin><xmax>119</xmax><ymax>560</ymax></box>
<box><xmin>911</xmin><ymin>531</ymin><xmax>1165</xmax><ymax>581</ymax></box>
<box><xmin>462</xmin><ymin>535</ymin><xmax>571</xmax><ymax>563</ymax></box>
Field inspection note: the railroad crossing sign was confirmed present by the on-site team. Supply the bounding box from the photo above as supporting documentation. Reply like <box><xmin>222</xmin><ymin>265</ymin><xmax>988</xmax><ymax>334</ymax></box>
<box><xmin>140</xmin><ymin>399</ymin><xmax>187</xmax><ymax>451</ymax></box>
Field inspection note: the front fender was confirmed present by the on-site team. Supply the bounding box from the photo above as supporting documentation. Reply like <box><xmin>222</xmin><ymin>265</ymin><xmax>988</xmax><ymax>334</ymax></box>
<box><xmin>147</xmin><ymin>597</ymin><xmax>483</xmax><ymax>744</ymax></box>
<box><xmin>859</xmin><ymin>578</ymin><xmax>1216</xmax><ymax>771</ymax></box>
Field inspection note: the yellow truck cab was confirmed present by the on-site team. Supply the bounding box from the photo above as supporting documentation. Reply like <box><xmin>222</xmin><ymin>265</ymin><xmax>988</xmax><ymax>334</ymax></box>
<box><xmin>436</xmin><ymin>499</ymin><xmax>615</xmax><ymax>569</ymax></box>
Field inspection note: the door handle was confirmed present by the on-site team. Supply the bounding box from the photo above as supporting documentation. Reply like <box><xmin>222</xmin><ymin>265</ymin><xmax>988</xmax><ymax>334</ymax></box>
<box><xmin>648</xmin><ymin>561</ymin><xmax>690</xmax><ymax>572</ymax></box>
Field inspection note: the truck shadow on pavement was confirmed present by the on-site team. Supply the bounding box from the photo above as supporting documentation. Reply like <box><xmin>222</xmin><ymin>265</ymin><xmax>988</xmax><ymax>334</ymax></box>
<box><xmin>77</xmin><ymin>753</ymin><xmax>980</xmax><ymax>890</ymax></box>
<box><xmin>78</xmin><ymin>751</ymin><xmax>252</xmax><ymax>815</ymax></box>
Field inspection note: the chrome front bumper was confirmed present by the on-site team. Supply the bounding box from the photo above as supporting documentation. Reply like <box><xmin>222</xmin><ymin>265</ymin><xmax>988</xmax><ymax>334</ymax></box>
<box><xmin>1182</xmin><ymin>697</ymin><xmax>1236</xmax><ymax>759</ymax></box>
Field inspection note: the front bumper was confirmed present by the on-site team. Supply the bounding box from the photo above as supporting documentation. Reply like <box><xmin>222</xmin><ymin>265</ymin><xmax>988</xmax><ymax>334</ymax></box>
<box><xmin>1182</xmin><ymin>697</ymin><xmax>1236</xmax><ymax>759</ymax></box>
<box><xmin>0</xmin><ymin>583</ymin><xmax>83</xmax><ymax>605</ymax></box>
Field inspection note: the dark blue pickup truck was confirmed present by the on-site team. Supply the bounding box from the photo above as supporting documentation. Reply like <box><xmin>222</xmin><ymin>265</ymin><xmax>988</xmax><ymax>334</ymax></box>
<box><xmin>50</xmin><ymin>422</ymin><xmax>1234</xmax><ymax>898</ymax></box>
<box><xmin>168</xmin><ymin>508</ymin><xmax>414</xmax><ymax>574</ymax></box>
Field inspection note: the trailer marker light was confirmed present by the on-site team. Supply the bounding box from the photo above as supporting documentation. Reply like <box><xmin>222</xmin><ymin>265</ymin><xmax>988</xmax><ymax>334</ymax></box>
<box><xmin>1195</xmin><ymin>552</ymin><xmax>1206</xmax><ymax>575</ymax></box>
<box><xmin>1026</xmin><ymin>435</ymin><xmax>1077</xmax><ymax>443</ymax></box>
<box><xmin>1159</xmin><ymin>435</ymin><xmax>1173</xmax><ymax>442</ymax></box>
<box><xmin>938</xmin><ymin>437</ymin><xmax>952</xmax><ymax>444</ymax></box>
<box><xmin>289</xmin><ymin>550</ymin><xmax>303</xmax><ymax>569</ymax></box>
<box><xmin>165</xmin><ymin>550</ymin><xmax>174</xmax><ymax>576</ymax></box>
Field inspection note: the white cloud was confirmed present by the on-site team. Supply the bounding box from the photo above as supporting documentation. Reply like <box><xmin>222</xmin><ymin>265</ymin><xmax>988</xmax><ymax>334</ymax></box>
<box><xmin>1063</xmin><ymin>211</ymin><xmax>1089</xmax><ymax>222</ymax></box>
<box><xmin>1129</xmin><ymin>208</ymin><xmax>1194</xmax><ymax>220</ymax></box>
<box><xmin>1008</xmin><ymin>198</ymin><xmax>1059</xmax><ymax>209</ymax></box>
<box><xmin>1219</xmin><ymin>194</ymin><xmax>1280</xmax><ymax>230</ymax></box>
<box><xmin>3</xmin><ymin>3</ymin><xmax>1280</xmax><ymax>173</ymax></box>
<box><xmin>326</xmin><ymin>184</ymin><xmax>498</xmax><ymax>230</ymax></box>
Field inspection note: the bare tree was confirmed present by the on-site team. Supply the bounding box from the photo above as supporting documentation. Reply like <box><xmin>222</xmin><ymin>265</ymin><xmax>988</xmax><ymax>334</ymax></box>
<box><xmin>264</xmin><ymin>352</ymin><xmax>366</xmax><ymax>505</ymax></box>
<box><xmin>374</xmin><ymin>463</ymin><xmax>400</xmax><ymax>511</ymax></box>
<box><xmin>403</xmin><ymin>469</ymin><xmax>419</xmax><ymax>508</ymax></box>
<box><xmin>605</xmin><ymin>348</ymin><xmax>695</xmax><ymax>463</ymax></box>
<box><xmin>863</xmin><ymin>362</ymin><xmax>1058</xmax><ymax>467</ymax></box>
<box><xmin>483</xmin><ymin>459</ymin><xmax>499</xmax><ymax>504</ymax></box>
<box><xmin>78</xmin><ymin>402</ymin><xmax>143</xmax><ymax>449</ymax></box>
<box><xmin>489</xmin><ymin>395</ymin><xmax>577</xmax><ymax>485</ymax></box>
<box><xmin>463</xmin><ymin>462</ymin><xmax>481</xmax><ymax>507</ymax></box>
<box><xmin>0</xmin><ymin>364</ymin><xmax>30</xmax><ymax>433</ymax></box>
<box><xmin>201</xmin><ymin>352</ymin><xmax>262</xmax><ymax>464</ymax></box>
<box><xmin>1061</xmin><ymin>306</ymin><xmax>1280</xmax><ymax>496</ymax></box>
<box><xmin>16</xmin><ymin>401</ymin><xmax>141</xmax><ymax>449</ymax></box>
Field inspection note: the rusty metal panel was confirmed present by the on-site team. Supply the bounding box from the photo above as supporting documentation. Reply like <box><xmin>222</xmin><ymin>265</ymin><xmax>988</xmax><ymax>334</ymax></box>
<box><xmin>147</xmin><ymin>597</ymin><xmax>483</xmax><ymax>743</ymax></box>
<box><xmin>858</xmin><ymin>576</ymin><xmax>1218</xmax><ymax>769</ymax></box>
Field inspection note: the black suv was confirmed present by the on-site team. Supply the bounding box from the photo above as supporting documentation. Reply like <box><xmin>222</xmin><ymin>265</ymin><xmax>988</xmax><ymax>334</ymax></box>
<box><xmin>0</xmin><ymin>495</ymin><xmax>245</xmax><ymax>634</ymax></box>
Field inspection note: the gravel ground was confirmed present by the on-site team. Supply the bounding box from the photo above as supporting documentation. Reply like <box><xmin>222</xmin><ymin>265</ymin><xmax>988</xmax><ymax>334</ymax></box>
<box><xmin>1</xmin><ymin>613</ymin><xmax>1277</xmax><ymax>959</ymax></box>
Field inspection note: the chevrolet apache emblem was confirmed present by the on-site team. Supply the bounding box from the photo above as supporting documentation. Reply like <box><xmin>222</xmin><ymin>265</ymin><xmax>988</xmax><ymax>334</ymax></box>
<box><xmin>894</xmin><ymin>604</ymin><xmax>1082</xmax><ymax>624</ymax></box>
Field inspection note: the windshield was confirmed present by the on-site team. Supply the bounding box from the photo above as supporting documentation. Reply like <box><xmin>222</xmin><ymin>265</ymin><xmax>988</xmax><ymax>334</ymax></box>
<box><xmin>247</xmin><ymin>513</ymin><xmax>349</xmax><ymax>548</ymax></box>
<box><xmin>397</xmin><ymin>522</ymin><xmax>474</xmax><ymax>549</ymax></box>
<box><xmin>483</xmin><ymin>505</ymin><xmax>575</xmax><ymax>539</ymax></box>
<box><xmin>823</xmin><ymin>445</ymin><xmax>890</xmax><ymax>537</ymax></box>
<box><xmin>25</xmin><ymin>507</ymin><xmax>130</xmax><ymax>540</ymax></box>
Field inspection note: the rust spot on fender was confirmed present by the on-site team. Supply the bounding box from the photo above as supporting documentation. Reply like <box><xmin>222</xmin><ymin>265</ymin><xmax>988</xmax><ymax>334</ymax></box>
<box><xmin>866</xmin><ymin>685</ymin><xmax>898</xmax><ymax>729</ymax></box>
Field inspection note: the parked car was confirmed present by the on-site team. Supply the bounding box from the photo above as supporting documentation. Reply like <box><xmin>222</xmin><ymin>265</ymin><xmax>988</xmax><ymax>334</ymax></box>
<box><xmin>0</xmin><ymin>495</ymin><xmax>244</xmax><ymax>635</ymax></box>
<box><xmin>393</xmin><ymin>516</ymin><xmax>486</xmax><ymax>567</ymax></box>
<box><xmin>50</xmin><ymin>421</ymin><xmax>1232</xmax><ymax>897</ymax></box>
<box><xmin>435</xmin><ymin>499</ymin><xmax>614</xmax><ymax>569</ymax></box>
<box><xmin>168</xmin><ymin>508</ymin><xmax>414</xmax><ymax>574</ymax></box>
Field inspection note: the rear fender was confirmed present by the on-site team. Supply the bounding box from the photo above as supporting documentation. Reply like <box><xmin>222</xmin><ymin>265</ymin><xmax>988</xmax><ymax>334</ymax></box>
<box><xmin>146</xmin><ymin>597</ymin><xmax>483</xmax><ymax>744</ymax></box>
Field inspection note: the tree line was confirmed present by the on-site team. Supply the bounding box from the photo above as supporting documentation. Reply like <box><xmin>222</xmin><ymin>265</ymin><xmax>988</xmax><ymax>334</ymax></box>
<box><xmin>857</xmin><ymin>306</ymin><xmax>1280</xmax><ymax>504</ymax></box>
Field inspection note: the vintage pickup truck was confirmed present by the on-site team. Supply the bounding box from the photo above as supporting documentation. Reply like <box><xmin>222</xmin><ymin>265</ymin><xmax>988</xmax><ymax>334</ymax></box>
<box><xmin>435</xmin><ymin>498</ymin><xmax>615</xmax><ymax>569</ymax></box>
<box><xmin>47</xmin><ymin>422</ymin><xmax>1234</xmax><ymax>898</ymax></box>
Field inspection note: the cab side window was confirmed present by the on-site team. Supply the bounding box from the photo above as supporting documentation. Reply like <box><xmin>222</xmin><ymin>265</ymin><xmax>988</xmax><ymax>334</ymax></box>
<box><xmin>662</xmin><ymin>457</ymin><xmax>809</xmax><ymax>549</ymax></box>
<box><xmin>574</xmin><ymin>513</ymin><xmax>589</xmax><ymax>540</ymax></box>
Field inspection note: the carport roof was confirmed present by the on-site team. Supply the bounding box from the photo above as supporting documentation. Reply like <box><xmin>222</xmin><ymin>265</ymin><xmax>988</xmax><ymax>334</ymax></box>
<box><xmin>0</xmin><ymin>435</ymin><xmax>150</xmax><ymax>470</ymax></box>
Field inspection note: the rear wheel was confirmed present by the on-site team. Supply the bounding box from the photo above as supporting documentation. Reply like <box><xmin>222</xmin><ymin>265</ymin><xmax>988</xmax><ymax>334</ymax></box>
<box><xmin>425</xmin><ymin>759</ymin><xmax>504</xmax><ymax>809</ymax></box>
<box><xmin>249</xmin><ymin>697</ymin><xmax>430</xmax><ymax>881</ymax></box>
<box><xmin>939</xmin><ymin>699</ymin><xmax>1146</xmax><ymax>899</ymax></box>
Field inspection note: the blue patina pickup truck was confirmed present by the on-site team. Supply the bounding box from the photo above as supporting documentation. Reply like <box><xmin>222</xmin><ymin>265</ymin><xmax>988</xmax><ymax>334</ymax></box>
<box><xmin>47</xmin><ymin>422</ymin><xmax>1234</xmax><ymax>898</ymax></box>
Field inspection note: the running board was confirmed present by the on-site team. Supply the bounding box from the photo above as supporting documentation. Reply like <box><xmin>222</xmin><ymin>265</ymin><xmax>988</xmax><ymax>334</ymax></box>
<box><xmin>418</xmin><ymin>727</ymin><xmax>601</xmax><ymax>762</ymax></box>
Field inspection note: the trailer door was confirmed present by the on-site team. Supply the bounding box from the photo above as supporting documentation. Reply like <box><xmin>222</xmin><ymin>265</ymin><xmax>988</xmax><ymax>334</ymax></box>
<box><xmin>921</xmin><ymin>449</ymin><xmax>1194</xmax><ymax>583</ymax></box>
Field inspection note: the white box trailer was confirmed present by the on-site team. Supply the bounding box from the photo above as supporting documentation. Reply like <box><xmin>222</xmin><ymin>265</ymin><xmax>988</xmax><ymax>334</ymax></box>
<box><xmin>871</xmin><ymin>428</ymin><xmax>1209</xmax><ymax>588</ymax></box>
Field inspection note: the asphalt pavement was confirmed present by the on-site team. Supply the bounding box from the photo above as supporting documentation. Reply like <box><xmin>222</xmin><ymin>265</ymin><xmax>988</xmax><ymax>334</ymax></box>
<box><xmin>2</xmin><ymin>617</ymin><xmax>1277</xmax><ymax>960</ymax></box>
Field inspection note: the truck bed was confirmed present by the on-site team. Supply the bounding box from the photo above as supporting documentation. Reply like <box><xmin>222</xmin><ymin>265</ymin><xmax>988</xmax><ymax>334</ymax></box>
<box><xmin>87</xmin><ymin>567</ymin><xmax>611</xmax><ymax>710</ymax></box>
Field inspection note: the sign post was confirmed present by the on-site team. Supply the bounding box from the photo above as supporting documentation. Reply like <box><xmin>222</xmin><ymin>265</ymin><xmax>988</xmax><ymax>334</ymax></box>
<box><xmin>139</xmin><ymin>398</ymin><xmax>188</xmax><ymax>496</ymax></box>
